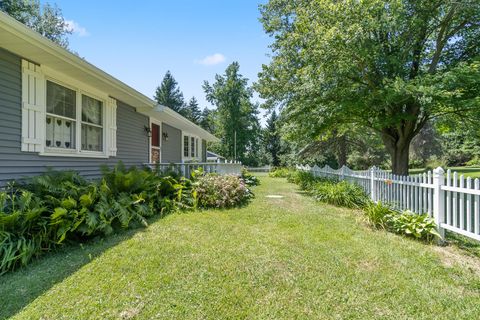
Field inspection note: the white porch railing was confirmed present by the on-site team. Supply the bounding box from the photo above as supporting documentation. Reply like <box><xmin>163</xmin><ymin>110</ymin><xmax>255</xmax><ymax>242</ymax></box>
<box><xmin>297</xmin><ymin>164</ymin><xmax>480</xmax><ymax>242</ymax></box>
<box><xmin>145</xmin><ymin>161</ymin><xmax>243</xmax><ymax>178</ymax></box>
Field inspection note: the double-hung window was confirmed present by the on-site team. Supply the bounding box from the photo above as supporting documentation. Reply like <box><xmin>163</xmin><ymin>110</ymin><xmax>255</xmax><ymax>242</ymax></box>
<box><xmin>183</xmin><ymin>134</ymin><xmax>200</xmax><ymax>160</ymax></box>
<box><xmin>183</xmin><ymin>136</ymin><xmax>189</xmax><ymax>157</ymax></box>
<box><xmin>190</xmin><ymin>137</ymin><xmax>195</xmax><ymax>157</ymax></box>
<box><xmin>21</xmin><ymin>60</ymin><xmax>117</xmax><ymax>157</ymax></box>
<box><xmin>46</xmin><ymin>81</ymin><xmax>77</xmax><ymax>149</ymax></box>
<box><xmin>45</xmin><ymin>80</ymin><xmax>105</xmax><ymax>155</ymax></box>
<box><xmin>81</xmin><ymin>94</ymin><xmax>103</xmax><ymax>152</ymax></box>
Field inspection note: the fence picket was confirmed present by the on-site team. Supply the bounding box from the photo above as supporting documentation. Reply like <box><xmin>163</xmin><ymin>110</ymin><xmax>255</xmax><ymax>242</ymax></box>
<box><xmin>453</xmin><ymin>172</ymin><xmax>458</xmax><ymax>227</ymax></box>
<box><xmin>446</xmin><ymin>170</ymin><xmax>451</xmax><ymax>225</ymax></box>
<box><xmin>467</xmin><ymin>177</ymin><xmax>472</xmax><ymax>233</ymax></box>
<box><xmin>460</xmin><ymin>175</ymin><xmax>465</xmax><ymax>230</ymax></box>
<box><xmin>475</xmin><ymin>179</ymin><xmax>480</xmax><ymax>235</ymax></box>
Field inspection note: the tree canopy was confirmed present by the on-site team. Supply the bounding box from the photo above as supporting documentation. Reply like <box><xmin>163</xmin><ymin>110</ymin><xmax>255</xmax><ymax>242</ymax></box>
<box><xmin>0</xmin><ymin>0</ymin><xmax>71</xmax><ymax>48</ymax></box>
<box><xmin>257</xmin><ymin>0</ymin><xmax>480</xmax><ymax>174</ymax></box>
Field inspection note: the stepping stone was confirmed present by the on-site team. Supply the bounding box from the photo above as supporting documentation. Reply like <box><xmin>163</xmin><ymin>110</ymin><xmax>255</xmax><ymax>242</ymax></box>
<box><xmin>265</xmin><ymin>195</ymin><xmax>284</xmax><ymax>199</ymax></box>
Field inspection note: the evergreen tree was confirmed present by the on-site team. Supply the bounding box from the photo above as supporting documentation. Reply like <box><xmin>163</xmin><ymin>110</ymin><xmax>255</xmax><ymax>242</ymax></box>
<box><xmin>199</xmin><ymin>107</ymin><xmax>215</xmax><ymax>133</ymax></box>
<box><xmin>264</xmin><ymin>110</ymin><xmax>281</xmax><ymax>166</ymax></box>
<box><xmin>203</xmin><ymin>62</ymin><xmax>261</xmax><ymax>164</ymax></box>
<box><xmin>183</xmin><ymin>97</ymin><xmax>202</xmax><ymax>124</ymax></box>
<box><xmin>154</xmin><ymin>71</ymin><xmax>185</xmax><ymax>114</ymax></box>
<box><xmin>0</xmin><ymin>0</ymin><xmax>71</xmax><ymax>48</ymax></box>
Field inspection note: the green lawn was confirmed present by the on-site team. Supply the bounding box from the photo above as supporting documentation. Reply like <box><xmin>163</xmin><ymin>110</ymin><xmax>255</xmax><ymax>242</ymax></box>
<box><xmin>409</xmin><ymin>167</ymin><xmax>480</xmax><ymax>178</ymax></box>
<box><xmin>2</xmin><ymin>176</ymin><xmax>480</xmax><ymax>319</ymax></box>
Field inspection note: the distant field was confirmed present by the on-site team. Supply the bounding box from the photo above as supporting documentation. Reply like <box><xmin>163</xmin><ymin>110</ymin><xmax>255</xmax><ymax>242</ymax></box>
<box><xmin>409</xmin><ymin>167</ymin><xmax>480</xmax><ymax>178</ymax></box>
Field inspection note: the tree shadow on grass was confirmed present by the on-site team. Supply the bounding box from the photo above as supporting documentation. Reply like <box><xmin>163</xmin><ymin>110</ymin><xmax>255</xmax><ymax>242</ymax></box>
<box><xmin>0</xmin><ymin>215</ymin><xmax>164</xmax><ymax>320</ymax></box>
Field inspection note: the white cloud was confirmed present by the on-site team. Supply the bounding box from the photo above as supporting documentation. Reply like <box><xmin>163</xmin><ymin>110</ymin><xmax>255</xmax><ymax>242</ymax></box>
<box><xmin>65</xmin><ymin>20</ymin><xmax>89</xmax><ymax>37</ymax></box>
<box><xmin>195</xmin><ymin>53</ymin><xmax>226</xmax><ymax>66</ymax></box>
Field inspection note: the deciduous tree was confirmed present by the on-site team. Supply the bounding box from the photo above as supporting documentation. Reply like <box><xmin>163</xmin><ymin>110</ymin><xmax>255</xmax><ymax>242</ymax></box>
<box><xmin>257</xmin><ymin>0</ymin><xmax>480</xmax><ymax>174</ymax></box>
<box><xmin>203</xmin><ymin>62</ymin><xmax>261</xmax><ymax>164</ymax></box>
<box><xmin>1</xmin><ymin>0</ymin><xmax>71</xmax><ymax>48</ymax></box>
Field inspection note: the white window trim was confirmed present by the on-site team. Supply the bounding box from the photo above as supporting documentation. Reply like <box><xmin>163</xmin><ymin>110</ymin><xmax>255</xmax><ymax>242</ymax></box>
<box><xmin>39</xmin><ymin>68</ymin><xmax>110</xmax><ymax>158</ymax></box>
<box><xmin>182</xmin><ymin>132</ymin><xmax>202</xmax><ymax>162</ymax></box>
<box><xmin>149</xmin><ymin>119</ymin><xmax>162</xmax><ymax>163</ymax></box>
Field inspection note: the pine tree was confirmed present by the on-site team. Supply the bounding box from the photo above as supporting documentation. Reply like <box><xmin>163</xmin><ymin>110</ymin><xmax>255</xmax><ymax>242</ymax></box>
<box><xmin>199</xmin><ymin>107</ymin><xmax>215</xmax><ymax>133</ymax></box>
<box><xmin>264</xmin><ymin>110</ymin><xmax>281</xmax><ymax>166</ymax></box>
<box><xmin>183</xmin><ymin>97</ymin><xmax>202</xmax><ymax>124</ymax></box>
<box><xmin>154</xmin><ymin>71</ymin><xmax>185</xmax><ymax>114</ymax></box>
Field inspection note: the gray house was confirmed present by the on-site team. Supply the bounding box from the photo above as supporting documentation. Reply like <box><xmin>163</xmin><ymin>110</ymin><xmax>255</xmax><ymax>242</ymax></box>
<box><xmin>0</xmin><ymin>12</ymin><xmax>218</xmax><ymax>185</ymax></box>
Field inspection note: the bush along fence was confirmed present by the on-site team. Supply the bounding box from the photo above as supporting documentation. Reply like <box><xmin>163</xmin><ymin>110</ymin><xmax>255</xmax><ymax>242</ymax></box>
<box><xmin>297</xmin><ymin>164</ymin><xmax>480</xmax><ymax>242</ymax></box>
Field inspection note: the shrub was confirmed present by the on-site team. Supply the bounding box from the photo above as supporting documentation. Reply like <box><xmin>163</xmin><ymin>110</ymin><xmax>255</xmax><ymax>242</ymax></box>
<box><xmin>363</xmin><ymin>202</ymin><xmax>393</xmax><ymax>229</ymax></box>
<box><xmin>0</xmin><ymin>189</ymin><xmax>49</xmax><ymax>274</ymax></box>
<box><xmin>241</xmin><ymin>168</ymin><xmax>260</xmax><ymax>187</ymax></box>
<box><xmin>388</xmin><ymin>211</ymin><xmax>440</xmax><ymax>242</ymax></box>
<box><xmin>287</xmin><ymin>170</ymin><xmax>324</xmax><ymax>190</ymax></box>
<box><xmin>269</xmin><ymin>167</ymin><xmax>294</xmax><ymax>178</ymax></box>
<box><xmin>194</xmin><ymin>174</ymin><xmax>253</xmax><ymax>209</ymax></box>
<box><xmin>312</xmin><ymin>180</ymin><xmax>369</xmax><ymax>209</ymax></box>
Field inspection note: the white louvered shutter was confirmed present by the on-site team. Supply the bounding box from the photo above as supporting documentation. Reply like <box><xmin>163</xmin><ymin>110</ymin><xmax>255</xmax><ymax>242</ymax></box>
<box><xmin>21</xmin><ymin>60</ymin><xmax>45</xmax><ymax>152</ymax></box>
<box><xmin>107</xmin><ymin>97</ymin><xmax>117</xmax><ymax>156</ymax></box>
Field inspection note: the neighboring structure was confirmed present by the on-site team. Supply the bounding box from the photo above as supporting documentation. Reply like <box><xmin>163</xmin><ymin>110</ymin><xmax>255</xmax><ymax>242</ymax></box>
<box><xmin>206</xmin><ymin>150</ymin><xmax>226</xmax><ymax>163</ymax></box>
<box><xmin>0</xmin><ymin>12</ymin><xmax>218</xmax><ymax>185</ymax></box>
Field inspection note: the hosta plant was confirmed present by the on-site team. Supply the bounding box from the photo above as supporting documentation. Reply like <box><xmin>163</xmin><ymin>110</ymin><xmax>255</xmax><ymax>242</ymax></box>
<box><xmin>388</xmin><ymin>211</ymin><xmax>440</xmax><ymax>242</ymax></box>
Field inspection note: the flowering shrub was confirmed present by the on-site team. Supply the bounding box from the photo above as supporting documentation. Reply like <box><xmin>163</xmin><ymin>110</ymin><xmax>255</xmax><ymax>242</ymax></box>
<box><xmin>194</xmin><ymin>174</ymin><xmax>253</xmax><ymax>209</ymax></box>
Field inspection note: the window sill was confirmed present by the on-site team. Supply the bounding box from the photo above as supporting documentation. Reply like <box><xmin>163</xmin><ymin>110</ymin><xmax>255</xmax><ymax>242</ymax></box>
<box><xmin>40</xmin><ymin>148</ymin><xmax>109</xmax><ymax>159</ymax></box>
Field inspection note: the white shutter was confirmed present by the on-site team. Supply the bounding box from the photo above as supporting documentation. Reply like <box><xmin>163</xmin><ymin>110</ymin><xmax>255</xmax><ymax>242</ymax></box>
<box><xmin>107</xmin><ymin>97</ymin><xmax>117</xmax><ymax>156</ymax></box>
<box><xmin>21</xmin><ymin>60</ymin><xmax>45</xmax><ymax>152</ymax></box>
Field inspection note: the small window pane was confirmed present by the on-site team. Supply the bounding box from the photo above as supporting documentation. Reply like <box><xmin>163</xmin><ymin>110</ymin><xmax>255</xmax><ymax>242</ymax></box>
<box><xmin>184</xmin><ymin>136</ymin><xmax>189</xmax><ymax>157</ymax></box>
<box><xmin>191</xmin><ymin>137</ymin><xmax>195</xmax><ymax>157</ymax></box>
<box><xmin>81</xmin><ymin>124</ymin><xmax>103</xmax><ymax>151</ymax></box>
<box><xmin>82</xmin><ymin>95</ymin><xmax>102</xmax><ymax>125</ymax></box>
<box><xmin>196</xmin><ymin>138</ymin><xmax>199</xmax><ymax>157</ymax></box>
<box><xmin>46</xmin><ymin>115</ymin><xmax>75</xmax><ymax>149</ymax></box>
<box><xmin>46</xmin><ymin>81</ymin><xmax>76</xmax><ymax>119</ymax></box>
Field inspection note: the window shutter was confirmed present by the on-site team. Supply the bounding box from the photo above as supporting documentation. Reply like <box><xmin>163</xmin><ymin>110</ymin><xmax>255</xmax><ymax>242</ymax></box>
<box><xmin>21</xmin><ymin>60</ymin><xmax>45</xmax><ymax>152</ymax></box>
<box><xmin>107</xmin><ymin>97</ymin><xmax>117</xmax><ymax>156</ymax></box>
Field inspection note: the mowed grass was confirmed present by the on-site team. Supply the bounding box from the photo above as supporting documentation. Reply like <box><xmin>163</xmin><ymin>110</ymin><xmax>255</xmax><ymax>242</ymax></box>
<box><xmin>2</xmin><ymin>176</ymin><xmax>480</xmax><ymax>319</ymax></box>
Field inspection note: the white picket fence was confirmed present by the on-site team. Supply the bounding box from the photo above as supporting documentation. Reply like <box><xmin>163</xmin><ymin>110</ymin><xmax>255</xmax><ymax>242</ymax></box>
<box><xmin>297</xmin><ymin>164</ymin><xmax>480</xmax><ymax>242</ymax></box>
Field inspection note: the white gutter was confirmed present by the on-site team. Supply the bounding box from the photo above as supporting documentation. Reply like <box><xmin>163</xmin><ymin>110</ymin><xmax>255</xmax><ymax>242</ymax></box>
<box><xmin>155</xmin><ymin>105</ymin><xmax>220</xmax><ymax>142</ymax></box>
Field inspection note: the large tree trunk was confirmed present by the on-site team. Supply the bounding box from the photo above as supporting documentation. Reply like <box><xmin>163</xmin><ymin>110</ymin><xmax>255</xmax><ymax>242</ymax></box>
<box><xmin>336</xmin><ymin>134</ymin><xmax>347</xmax><ymax>167</ymax></box>
<box><xmin>381</xmin><ymin>131</ymin><xmax>413</xmax><ymax>176</ymax></box>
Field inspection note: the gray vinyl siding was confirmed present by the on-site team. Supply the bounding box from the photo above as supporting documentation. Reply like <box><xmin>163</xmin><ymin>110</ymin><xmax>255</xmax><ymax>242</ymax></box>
<box><xmin>161</xmin><ymin>123</ymin><xmax>182</xmax><ymax>163</ymax></box>
<box><xmin>0</xmin><ymin>48</ymin><xmax>149</xmax><ymax>185</ymax></box>
<box><xmin>202</xmin><ymin>139</ymin><xmax>207</xmax><ymax>162</ymax></box>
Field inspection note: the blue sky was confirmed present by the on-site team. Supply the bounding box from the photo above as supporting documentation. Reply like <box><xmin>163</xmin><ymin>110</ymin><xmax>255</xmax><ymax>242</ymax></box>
<box><xmin>51</xmin><ymin>0</ymin><xmax>271</xmax><ymax>123</ymax></box>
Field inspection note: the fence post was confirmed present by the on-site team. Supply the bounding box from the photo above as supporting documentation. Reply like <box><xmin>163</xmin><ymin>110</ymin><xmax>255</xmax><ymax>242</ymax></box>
<box><xmin>370</xmin><ymin>166</ymin><xmax>376</xmax><ymax>202</ymax></box>
<box><xmin>433</xmin><ymin>167</ymin><xmax>446</xmax><ymax>240</ymax></box>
